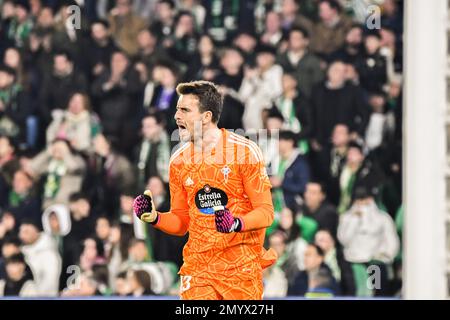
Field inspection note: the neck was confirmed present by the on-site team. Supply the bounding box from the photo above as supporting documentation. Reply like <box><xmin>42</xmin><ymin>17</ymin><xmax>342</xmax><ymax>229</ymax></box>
<box><xmin>308</xmin><ymin>202</ymin><xmax>321</xmax><ymax>213</ymax></box>
<box><xmin>193</xmin><ymin>125</ymin><xmax>221</xmax><ymax>152</ymax></box>
<box><xmin>284</xmin><ymin>89</ymin><xmax>297</xmax><ymax>99</ymax></box>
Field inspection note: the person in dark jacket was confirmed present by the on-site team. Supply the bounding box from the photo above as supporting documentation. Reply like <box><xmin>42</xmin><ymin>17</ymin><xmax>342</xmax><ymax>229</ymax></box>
<box><xmin>276</xmin><ymin>27</ymin><xmax>324</xmax><ymax>98</ymax></box>
<box><xmin>301</xmin><ymin>181</ymin><xmax>338</xmax><ymax>238</ymax></box>
<box><xmin>91</xmin><ymin>51</ymin><xmax>144</xmax><ymax>154</ymax></box>
<box><xmin>39</xmin><ymin>50</ymin><xmax>88</xmax><ymax>124</ymax></box>
<box><xmin>288</xmin><ymin>243</ymin><xmax>338</xmax><ymax>296</ymax></box>
<box><xmin>310</xmin><ymin>60</ymin><xmax>369</xmax><ymax>149</ymax></box>
<box><xmin>270</xmin><ymin>130</ymin><xmax>310</xmax><ymax>211</ymax></box>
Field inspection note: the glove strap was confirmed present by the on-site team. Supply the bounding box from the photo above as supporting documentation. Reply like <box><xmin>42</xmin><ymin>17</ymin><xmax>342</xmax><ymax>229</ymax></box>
<box><xmin>231</xmin><ymin>217</ymin><xmax>243</xmax><ymax>232</ymax></box>
<box><xmin>149</xmin><ymin>212</ymin><xmax>160</xmax><ymax>225</ymax></box>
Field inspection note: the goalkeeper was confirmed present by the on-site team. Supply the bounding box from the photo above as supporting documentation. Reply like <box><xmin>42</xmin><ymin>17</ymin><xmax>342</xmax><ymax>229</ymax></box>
<box><xmin>133</xmin><ymin>81</ymin><xmax>277</xmax><ymax>300</ymax></box>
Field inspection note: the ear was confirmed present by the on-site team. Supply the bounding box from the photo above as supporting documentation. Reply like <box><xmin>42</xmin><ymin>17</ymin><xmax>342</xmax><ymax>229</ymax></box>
<box><xmin>202</xmin><ymin>111</ymin><xmax>213</xmax><ymax>124</ymax></box>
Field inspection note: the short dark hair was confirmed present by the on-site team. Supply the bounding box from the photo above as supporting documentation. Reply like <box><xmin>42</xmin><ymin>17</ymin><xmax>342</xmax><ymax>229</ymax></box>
<box><xmin>5</xmin><ymin>253</ymin><xmax>26</xmax><ymax>265</ymax></box>
<box><xmin>289</xmin><ymin>26</ymin><xmax>310</xmax><ymax>39</ymax></box>
<box><xmin>91</xmin><ymin>19</ymin><xmax>110</xmax><ymax>29</ymax></box>
<box><xmin>176</xmin><ymin>81</ymin><xmax>223</xmax><ymax>123</ymax></box>
<box><xmin>279</xmin><ymin>130</ymin><xmax>298</xmax><ymax>145</ymax></box>
<box><xmin>320</xmin><ymin>0</ymin><xmax>342</xmax><ymax>13</ymax></box>
<box><xmin>53</xmin><ymin>50</ymin><xmax>73</xmax><ymax>62</ymax></box>
<box><xmin>309</xmin><ymin>243</ymin><xmax>325</xmax><ymax>257</ymax></box>
<box><xmin>69</xmin><ymin>192</ymin><xmax>89</xmax><ymax>202</ymax></box>
<box><xmin>143</xmin><ymin>111</ymin><xmax>165</xmax><ymax>126</ymax></box>
<box><xmin>158</xmin><ymin>0</ymin><xmax>175</xmax><ymax>9</ymax></box>
<box><xmin>2</xmin><ymin>235</ymin><xmax>21</xmax><ymax>248</ymax></box>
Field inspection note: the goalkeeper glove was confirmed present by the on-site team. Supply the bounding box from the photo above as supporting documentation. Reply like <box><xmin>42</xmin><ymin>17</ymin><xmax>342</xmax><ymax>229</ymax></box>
<box><xmin>133</xmin><ymin>190</ymin><xmax>158</xmax><ymax>224</ymax></box>
<box><xmin>213</xmin><ymin>206</ymin><xmax>244</xmax><ymax>233</ymax></box>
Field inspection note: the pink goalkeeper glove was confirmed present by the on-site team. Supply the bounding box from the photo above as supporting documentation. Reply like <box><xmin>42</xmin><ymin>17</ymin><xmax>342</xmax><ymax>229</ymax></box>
<box><xmin>213</xmin><ymin>206</ymin><xmax>244</xmax><ymax>233</ymax></box>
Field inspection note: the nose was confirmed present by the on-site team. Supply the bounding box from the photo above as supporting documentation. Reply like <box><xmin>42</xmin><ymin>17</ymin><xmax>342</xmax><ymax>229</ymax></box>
<box><xmin>174</xmin><ymin>109</ymin><xmax>181</xmax><ymax>121</ymax></box>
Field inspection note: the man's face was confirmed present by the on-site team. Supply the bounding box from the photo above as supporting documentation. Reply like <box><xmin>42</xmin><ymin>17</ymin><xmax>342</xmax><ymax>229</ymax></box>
<box><xmin>327</xmin><ymin>62</ymin><xmax>346</xmax><ymax>85</ymax></box>
<box><xmin>69</xmin><ymin>198</ymin><xmax>90</xmax><ymax>218</ymax></box>
<box><xmin>19</xmin><ymin>224</ymin><xmax>39</xmax><ymax>245</ymax></box>
<box><xmin>256</xmin><ymin>52</ymin><xmax>275</xmax><ymax>70</ymax></box>
<box><xmin>319</xmin><ymin>2</ymin><xmax>337</xmax><ymax>22</ymax></box>
<box><xmin>0</xmin><ymin>137</ymin><xmax>13</xmax><ymax>157</ymax></box>
<box><xmin>54</xmin><ymin>55</ymin><xmax>71</xmax><ymax>75</ymax></box>
<box><xmin>2</xmin><ymin>244</ymin><xmax>20</xmax><ymax>258</ymax></box>
<box><xmin>13</xmin><ymin>169</ymin><xmax>32</xmax><ymax>195</ymax></box>
<box><xmin>49</xmin><ymin>213</ymin><xmax>60</xmax><ymax>234</ymax></box>
<box><xmin>142</xmin><ymin>117</ymin><xmax>160</xmax><ymax>141</ymax></box>
<box><xmin>304</xmin><ymin>183</ymin><xmax>325</xmax><ymax>210</ymax></box>
<box><xmin>289</xmin><ymin>31</ymin><xmax>308</xmax><ymax>51</ymax></box>
<box><xmin>331</xmin><ymin>124</ymin><xmax>350</xmax><ymax>147</ymax></box>
<box><xmin>315</xmin><ymin>230</ymin><xmax>335</xmax><ymax>253</ymax></box>
<box><xmin>6</xmin><ymin>262</ymin><xmax>25</xmax><ymax>281</ymax></box>
<box><xmin>91</xmin><ymin>23</ymin><xmax>108</xmax><ymax>43</ymax></box>
<box><xmin>282</xmin><ymin>0</ymin><xmax>298</xmax><ymax>16</ymax></box>
<box><xmin>175</xmin><ymin>94</ymin><xmax>206</xmax><ymax>142</ymax></box>
<box><xmin>346</xmin><ymin>27</ymin><xmax>362</xmax><ymax>45</ymax></box>
<box><xmin>120</xmin><ymin>195</ymin><xmax>134</xmax><ymax>213</ymax></box>
<box><xmin>137</xmin><ymin>30</ymin><xmax>156</xmax><ymax>50</ymax></box>
<box><xmin>37</xmin><ymin>7</ymin><xmax>54</xmax><ymax>28</ymax></box>
<box><xmin>269</xmin><ymin>233</ymin><xmax>286</xmax><ymax>257</ymax></box>
<box><xmin>0</xmin><ymin>71</ymin><xmax>14</xmax><ymax>89</ymax></box>
<box><xmin>96</xmin><ymin>218</ymin><xmax>111</xmax><ymax>241</ymax></box>
<box><xmin>116</xmin><ymin>0</ymin><xmax>131</xmax><ymax>16</ymax></box>
<box><xmin>347</xmin><ymin>147</ymin><xmax>364</xmax><ymax>166</ymax></box>
<box><xmin>265</xmin><ymin>11</ymin><xmax>280</xmax><ymax>33</ymax></box>
<box><xmin>147</xmin><ymin>177</ymin><xmax>165</xmax><ymax>197</ymax></box>
<box><xmin>129</xmin><ymin>242</ymin><xmax>147</xmax><ymax>262</ymax></box>
<box><xmin>304</xmin><ymin>245</ymin><xmax>324</xmax><ymax>271</ymax></box>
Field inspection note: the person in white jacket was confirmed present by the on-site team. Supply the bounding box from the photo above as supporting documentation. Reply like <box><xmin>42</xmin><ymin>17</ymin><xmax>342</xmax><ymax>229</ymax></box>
<box><xmin>239</xmin><ymin>44</ymin><xmax>283</xmax><ymax>131</ymax></box>
<box><xmin>337</xmin><ymin>185</ymin><xmax>399</xmax><ymax>296</ymax></box>
<box><xmin>19</xmin><ymin>220</ymin><xmax>62</xmax><ymax>297</ymax></box>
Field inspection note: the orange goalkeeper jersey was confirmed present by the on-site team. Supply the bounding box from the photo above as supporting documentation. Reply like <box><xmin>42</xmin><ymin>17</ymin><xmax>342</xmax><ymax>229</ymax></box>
<box><xmin>154</xmin><ymin>129</ymin><xmax>277</xmax><ymax>281</ymax></box>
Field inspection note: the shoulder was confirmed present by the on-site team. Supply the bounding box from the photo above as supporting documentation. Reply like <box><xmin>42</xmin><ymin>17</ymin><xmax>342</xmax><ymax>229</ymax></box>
<box><xmin>169</xmin><ymin>142</ymin><xmax>191</xmax><ymax>166</ymax></box>
<box><xmin>227</xmin><ymin>132</ymin><xmax>265</xmax><ymax>164</ymax></box>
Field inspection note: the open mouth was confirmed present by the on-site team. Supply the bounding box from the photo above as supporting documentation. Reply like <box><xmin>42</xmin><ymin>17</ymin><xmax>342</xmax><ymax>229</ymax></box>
<box><xmin>178</xmin><ymin>124</ymin><xmax>187</xmax><ymax>130</ymax></box>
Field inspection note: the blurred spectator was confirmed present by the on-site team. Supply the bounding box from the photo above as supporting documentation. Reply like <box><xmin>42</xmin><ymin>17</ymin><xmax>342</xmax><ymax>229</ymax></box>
<box><xmin>165</xmin><ymin>11</ymin><xmax>199</xmax><ymax>64</ymax></box>
<box><xmin>46</xmin><ymin>92</ymin><xmax>100</xmax><ymax>153</ymax></box>
<box><xmin>270</xmin><ymin>130</ymin><xmax>310</xmax><ymax>211</ymax></box>
<box><xmin>355</xmin><ymin>30</ymin><xmax>388</xmax><ymax>93</ymax></box>
<box><xmin>276</xmin><ymin>27</ymin><xmax>323</xmax><ymax>98</ymax></box>
<box><xmin>19</xmin><ymin>220</ymin><xmax>61</xmax><ymax>296</ymax></box>
<box><xmin>145</xmin><ymin>61</ymin><xmax>179</xmax><ymax>133</ymax></box>
<box><xmin>0</xmin><ymin>64</ymin><xmax>32</xmax><ymax>145</ymax></box>
<box><xmin>113</xmin><ymin>270</ymin><xmax>130</xmax><ymax>296</ymax></box>
<box><xmin>86</xmin><ymin>19</ymin><xmax>119</xmax><ymax>80</ymax></box>
<box><xmin>135</xmin><ymin>29</ymin><xmax>166</xmax><ymax>84</ymax></box>
<box><xmin>337</xmin><ymin>140</ymin><xmax>384</xmax><ymax>214</ymax></box>
<box><xmin>6</xmin><ymin>0</ymin><xmax>34</xmax><ymax>48</ymax></box>
<box><xmin>135</xmin><ymin>112</ymin><xmax>171</xmax><ymax>188</ymax></box>
<box><xmin>184</xmin><ymin>34</ymin><xmax>220</xmax><ymax>82</ymax></box>
<box><xmin>127</xmin><ymin>269</ymin><xmax>154</xmax><ymax>296</ymax></box>
<box><xmin>364</xmin><ymin>91</ymin><xmax>393</xmax><ymax>152</ymax></box>
<box><xmin>310</xmin><ymin>0</ymin><xmax>352</xmax><ymax>59</ymax></box>
<box><xmin>0</xmin><ymin>135</ymin><xmax>19</xmax><ymax>205</ymax></box>
<box><xmin>108</xmin><ymin>222</ymin><xmax>133</xmax><ymax>289</ymax></box>
<box><xmin>95</xmin><ymin>216</ymin><xmax>112</xmax><ymax>259</ymax></box>
<box><xmin>133</xmin><ymin>0</ymin><xmax>159</xmax><ymax>22</ymax></box>
<box><xmin>79</xmin><ymin>236</ymin><xmax>106</xmax><ymax>273</ymax></box>
<box><xmin>107</xmin><ymin>0</ymin><xmax>147</xmax><ymax>57</ymax></box>
<box><xmin>176</xmin><ymin>0</ymin><xmax>206</xmax><ymax>32</ymax></box>
<box><xmin>0</xmin><ymin>252</ymin><xmax>37</xmax><ymax>296</ymax></box>
<box><xmin>24</xmin><ymin>138</ymin><xmax>86</xmax><ymax>209</ymax></box>
<box><xmin>239</xmin><ymin>44</ymin><xmax>282</xmax><ymax>131</ymax></box>
<box><xmin>86</xmin><ymin>134</ymin><xmax>136</xmax><ymax>218</ymax></box>
<box><xmin>338</xmin><ymin>186</ymin><xmax>399</xmax><ymax>296</ymax></box>
<box><xmin>215</xmin><ymin>47</ymin><xmax>245</xmax><ymax>130</ymax></box>
<box><xmin>4</xmin><ymin>46</ymin><xmax>27</xmax><ymax>88</ymax></box>
<box><xmin>150</xmin><ymin>0</ymin><xmax>176</xmax><ymax>40</ymax></box>
<box><xmin>310</xmin><ymin>60</ymin><xmax>369</xmax><ymax>150</ymax></box>
<box><xmin>315</xmin><ymin>229</ymin><xmax>355</xmax><ymax>296</ymax></box>
<box><xmin>273</xmin><ymin>72</ymin><xmax>312</xmax><ymax>152</ymax></box>
<box><xmin>61</xmin><ymin>271</ymin><xmax>100</xmax><ymax>297</ymax></box>
<box><xmin>0</xmin><ymin>211</ymin><xmax>17</xmax><ymax>242</ymax></box>
<box><xmin>145</xmin><ymin>175</ymin><xmax>186</xmax><ymax>268</ymax></box>
<box><xmin>263</xmin><ymin>230</ymin><xmax>288</xmax><ymax>298</ymax></box>
<box><xmin>41</xmin><ymin>203</ymin><xmax>77</xmax><ymax>291</ymax></box>
<box><xmin>301</xmin><ymin>181</ymin><xmax>338</xmax><ymax>238</ymax></box>
<box><xmin>203</xmin><ymin>0</ymin><xmax>257</xmax><ymax>44</ymax></box>
<box><xmin>0</xmin><ymin>236</ymin><xmax>29</xmax><ymax>279</ymax></box>
<box><xmin>260</xmin><ymin>11</ymin><xmax>284</xmax><ymax>48</ymax></box>
<box><xmin>288</xmin><ymin>243</ymin><xmax>337</xmax><ymax>296</ymax></box>
<box><xmin>91</xmin><ymin>51</ymin><xmax>144</xmax><ymax>153</ymax></box>
<box><xmin>233</xmin><ymin>31</ymin><xmax>258</xmax><ymax>67</ymax></box>
<box><xmin>39</xmin><ymin>50</ymin><xmax>88</xmax><ymax>124</ymax></box>
<box><xmin>313</xmin><ymin>123</ymin><xmax>350</xmax><ymax>205</ymax></box>
<box><xmin>6</xmin><ymin>169</ymin><xmax>41</xmax><ymax>227</ymax></box>
<box><xmin>0</xmin><ymin>1</ymin><xmax>16</xmax><ymax>52</ymax></box>
<box><xmin>329</xmin><ymin>23</ymin><xmax>364</xmax><ymax>64</ymax></box>
<box><xmin>279</xmin><ymin>0</ymin><xmax>313</xmax><ymax>35</ymax></box>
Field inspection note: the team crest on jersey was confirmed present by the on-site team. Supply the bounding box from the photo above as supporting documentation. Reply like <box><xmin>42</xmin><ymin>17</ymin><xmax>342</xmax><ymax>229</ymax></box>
<box><xmin>221</xmin><ymin>165</ymin><xmax>231</xmax><ymax>183</ymax></box>
<box><xmin>185</xmin><ymin>176</ymin><xmax>194</xmax><ymax>187</ymax></box>
<box><xmin>195</xmin><ymin>184</ymin><xmax>228</xmax><ymax>214</ymax></box>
